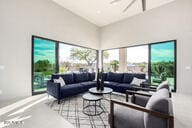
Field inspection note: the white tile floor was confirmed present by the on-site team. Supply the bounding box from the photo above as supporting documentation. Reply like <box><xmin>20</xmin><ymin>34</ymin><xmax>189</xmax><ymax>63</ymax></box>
<box><xmin>0</xmin><ymin>94</ymin><xmax>74</xmax><ymax>128</ymax></box>
<box><xmin>172</xmin><ymin>93</ymin><xmax>192</xmax><ymax>128</ymax></box>
<box><xmin>0</xmin><ymin>93</ymin><xmax>192</xmax><ymax>128</ymax></box>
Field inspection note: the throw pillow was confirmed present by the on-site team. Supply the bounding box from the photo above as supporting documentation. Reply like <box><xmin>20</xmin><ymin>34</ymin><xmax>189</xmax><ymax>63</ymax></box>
<box><xmin>53</xmin><ymin>77</ymin><xmax>66</xmax><ymax>86</ymax></box>
<box><xmin>131</xmin><ymin>77</ymin><xmax>145</xmax><ymax>86</ymax></box>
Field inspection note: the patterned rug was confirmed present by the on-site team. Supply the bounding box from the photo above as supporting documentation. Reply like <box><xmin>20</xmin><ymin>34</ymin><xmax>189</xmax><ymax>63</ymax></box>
<box><xmin>46</xmin><ymin>93</ymin><xmax>125</xmax><ymax>128</ymax></box>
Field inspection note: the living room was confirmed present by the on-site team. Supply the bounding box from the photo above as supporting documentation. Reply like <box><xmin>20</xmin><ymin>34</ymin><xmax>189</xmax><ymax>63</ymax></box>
<box><xmin>0</xmin><ymin>0</ymin><xmax>192</xmax><ymax>128</ymax></box>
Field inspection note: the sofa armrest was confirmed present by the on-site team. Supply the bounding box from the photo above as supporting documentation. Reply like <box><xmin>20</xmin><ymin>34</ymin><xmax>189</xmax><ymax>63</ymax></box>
<box><xmin>149</xmin><ymin>85</ymin><xmax>158</xmax><ymax>90</ymax></box>
<box><xmin>110</xmin><ymin>99</ymin><xmax>174</xmax><ymax>128</ymax></box>
<box><xmin>47</xmin><ymin>80</ymin><xmax>61</xmax><ymax>100</ymax></box>
<box><xmin>126</xmin><ymin>90</ymin><xmax>152</xmax><ymax>102</ymax></box>
<box><xmin>132</xmin><ymin>86</ymin><xmax>157</xmax><ymax>92</ymax></box>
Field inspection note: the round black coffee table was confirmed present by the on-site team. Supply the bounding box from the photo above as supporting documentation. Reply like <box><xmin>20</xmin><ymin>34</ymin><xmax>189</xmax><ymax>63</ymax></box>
<box><xmin>89</xmin><ymin>87</ymin><xmax>113</xmax><ymax>100</ymax></box>
<box><xmin>82</xmin><ymin>93</ymin><xmax>104</xmax><ymax>116</ymax></box>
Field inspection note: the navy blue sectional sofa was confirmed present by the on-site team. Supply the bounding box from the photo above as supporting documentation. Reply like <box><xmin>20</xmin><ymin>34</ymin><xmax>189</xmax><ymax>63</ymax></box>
<box><xmin>103</xmin><ymin>72</ymin><xmax>146</xmax><ymax>93</ymax></box>
<box><xmin>47</xmin><ymin>72</ymin><xmax>96</xmax><ymax>104</ymax></box>
<box><xmin>47</xmin><ymin>72</ymin><xmax>146</xmax><ymax>104</ymax></box>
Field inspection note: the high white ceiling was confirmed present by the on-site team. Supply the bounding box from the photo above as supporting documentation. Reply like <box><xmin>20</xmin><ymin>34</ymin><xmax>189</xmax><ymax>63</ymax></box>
<box><xmin>52</xmin><ymin>0</ymin><xmax>175</xmax><ymax>27</ymax></box>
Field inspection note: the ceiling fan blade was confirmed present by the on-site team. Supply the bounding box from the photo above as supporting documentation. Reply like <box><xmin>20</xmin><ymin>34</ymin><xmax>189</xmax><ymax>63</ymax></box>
<box><xmin>110</xmin><ymin>0</ymin><xmax>122</xmax><ymax>4</ymax></box>
<box><xmin>123</xmin><ymin>0</ymin><xmax>137</xmax><ymax>12</ymax></box>
<box><xmin>142</xmin><ymin>0</ymin><xmax>146</xmax><ymax>11</ymax></box>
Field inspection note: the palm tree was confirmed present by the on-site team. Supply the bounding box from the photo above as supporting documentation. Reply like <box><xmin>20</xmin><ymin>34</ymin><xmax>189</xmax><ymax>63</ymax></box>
<box><xmin>110</xmin><ymin>60</ymin><xmax>119</xmax><ymax>72</ymax></box>
<box><xmin>154</xmin><ymin>64</ymin><xmax>165</xmax><ymax>75</ymax></box>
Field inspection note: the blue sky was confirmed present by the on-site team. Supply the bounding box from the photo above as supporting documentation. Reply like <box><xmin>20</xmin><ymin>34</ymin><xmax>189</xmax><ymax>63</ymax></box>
<box><xmin>34</xmin><ymin>38</ymin><xmax>56</xmax><ymax>63</ymax></box>
<box><xmin>34</xmin><ymin>37</ymin><xmax>95</xmax><ymax>64</ymax></box>
<box><xmin>34</xmin><ymin>37</ymin><xmax>174</xmax><ymax>64</ymax></box>
<box><xmin>103</xmin><ymin>41</ymin><xmax>174</xmax><ymax>63</ymax></box>
<box><xmin>151</xmin><ymin>41</ymin><xmax>175</xmax><ymax>62</ymax></box>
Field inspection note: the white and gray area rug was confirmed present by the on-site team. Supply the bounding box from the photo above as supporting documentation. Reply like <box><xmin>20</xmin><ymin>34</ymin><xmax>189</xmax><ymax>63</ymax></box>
<box><xmin>46</xmin><ymin>93</ymin><xmax>125</xmax><ymax>128</ymax></box>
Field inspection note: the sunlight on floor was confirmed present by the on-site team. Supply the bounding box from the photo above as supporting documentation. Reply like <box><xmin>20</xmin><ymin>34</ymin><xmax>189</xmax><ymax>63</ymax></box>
<box><xmin>0</xmin><ymin>94</ymin><xmax>48</xmax><ymax>128</ymax></box>
<box><xmin>0</xmin><ymin>94</ymin><xmax>47</xmax><ymax>116</ymax></box>
<box><xmin>8</xmin><ymin>96</ymin><xmax>47</xmax><ymax>116</ymax></box>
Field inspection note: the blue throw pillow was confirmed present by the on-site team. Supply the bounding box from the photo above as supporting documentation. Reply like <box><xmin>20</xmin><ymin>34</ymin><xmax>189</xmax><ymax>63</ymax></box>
<box><xmin>106</xmin><ymin>72</ymin><xmax>124</xmax><ymax>83</ymax></box>
<box><xmin>123</xmin><ymin>73</ymin><xmax>134</xmax><ymax>84</ymax></box>
<box><xmin>99</xmin><ymin>73</ymin><xmax>107</xmax><ymax>81</ymax></box>
<box><xmin>88</xmin><ymin>72</ymin><xmax>96</xmax><ymax>81</ymax></box>
<box><xmin>133</xmin><ymin>73</ymin><xmax>146</xmax><ymax>79</ymax></box>
<box><xmin>74</xmin><ymin>73</ymin><xmax>89</xmax><ymax>83</ymax></box>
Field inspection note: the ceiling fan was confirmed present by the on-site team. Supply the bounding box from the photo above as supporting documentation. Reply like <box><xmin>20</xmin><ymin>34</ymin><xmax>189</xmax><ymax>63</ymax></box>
<box><xmin>110</xmin><ymin>0</ymin><xmax>146</xmax><ymax>12</ymax></box>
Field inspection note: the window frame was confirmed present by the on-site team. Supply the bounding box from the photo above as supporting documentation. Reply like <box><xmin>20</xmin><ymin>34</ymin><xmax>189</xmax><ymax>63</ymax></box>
<box><xmin>58</xmin><ymin>42</ymin><xmax>98</xmax><ymax>74</ymax></box>
<box><xmin>149</xmin><ymin>40</ymin><xmax>177</xmax><ymax>92</ymax></box>
<box><xmin>101</xmin><ymin>40</ymin><xmax>177</xmax><ymax>92</ymax></box>
<box><xmin>31</xmin><ymin>35</ymin><xmax>99</xmax><ymax>95</ymax></box>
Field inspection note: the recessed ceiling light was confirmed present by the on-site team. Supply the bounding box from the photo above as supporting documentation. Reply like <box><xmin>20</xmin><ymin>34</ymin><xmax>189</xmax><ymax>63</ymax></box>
<box><xmin>96</xmin><ymin>10</ymin><xmax>101</xmax><ymax>14</ymax></box>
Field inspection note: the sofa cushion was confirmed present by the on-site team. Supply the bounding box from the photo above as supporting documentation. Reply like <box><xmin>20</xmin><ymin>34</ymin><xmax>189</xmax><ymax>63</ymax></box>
<box><xmin>123</xmin><ymin>73</ymin><xmax>145</xmax><ymax>84</ymax></box>
<box><xmin>80</xmin><ymin>81</ymin><xmax>96</xmax><ymax>86</ymax></box>
<box><xmin>60</xmin><ymin>83</ymin><xmax>82</xmax><ymax>90</ymax></box>
<box><xmin>114</xmin><ymin>104</ymin><xmax>144</xmax><ymax>128</ymax></box>
<box><xmin>134</xmin><ymin>73</ymin><xmax>146</xmax><ymax>79</ymax></box>
<box><xmin>101</xmin><ymin>73</ymin><xmax>108</xmax><ymax>81</ymax></box>
<box><xmin>80</xmin><ymin>81</ymin><xmax>96</xmax><ymax>91</ymax></box>
<box><xmin>106</xmin><ymin>72</ymin><xmax>124</xmax><ymax>83</ymax></box>
<box><xmin>52</xmin><ymin>74</ymin><xmax>74</xmax><ymax>85</ymax></box>
<box><xmin>60</xmin><ymin>83</ymin><xmax>83</xmax><ymax>97</ymax></box>
<box><xmin>157</xmin><ymin>81</ymin><xmax>170</xmax><ymax>91</ymax></box>
<box><xmin>118</xmin><ymin>83</ymin><xmax>133</xmax><ymax>89</ymax></box>
<box><xmin>74</xmin><ymin>73</ymin><xmax>89</xmax><ymax>83</ymax></box>
<box><xmin>144</xmin><ymin>89</ymin><xmax>169</xmax><ymax>128</ymax></box>
<box><xmin>88</xmin><ymin>72</ymin><xmax>96</xmax><ymax>81</ymax></box>
<box><xmin>104</xmin><ymin>81</ymin><xmax>119</xmax><ymax>86</ymax></box>
<box><xmin>104</xmin><ymin>81</ymin><xmax>119</xmax><ymax>91</ymax></box>
<box><xmin>123</xmin><ymin>73</ymin><xmax>133</xmax><ymax>84</ymax></box>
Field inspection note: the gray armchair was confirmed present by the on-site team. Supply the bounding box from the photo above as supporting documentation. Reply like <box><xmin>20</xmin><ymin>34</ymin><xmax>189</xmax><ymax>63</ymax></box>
<box><xmin>135</xmin><ymin>80</ymin><xmax>170</xmax><ymax>92</ymax></box>
<box><xmin>109</xmin><ymin>88</ymin><xmax>174</xmax><ymax>128</ymax></box>
<box><xmin>126</xmin><ymin>81</ymin><xmax>172</xmax><ymax>104</ymax></box>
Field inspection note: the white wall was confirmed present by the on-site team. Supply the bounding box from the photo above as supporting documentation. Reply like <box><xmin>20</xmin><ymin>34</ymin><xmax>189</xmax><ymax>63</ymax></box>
<box><xmin>101</xmin><ymin>0</ymin><xmax>192</xmax><ymax>94</ymax></box>
<box><xmin>0</xmin><ymin>0</ymin><xmax>100</xmax><ymax>100</ymax></box>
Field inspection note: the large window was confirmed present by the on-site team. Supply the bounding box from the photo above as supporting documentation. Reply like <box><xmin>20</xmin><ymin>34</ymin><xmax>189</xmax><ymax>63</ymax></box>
<box><xmin>102</xmin><ymin>46</ymin><xmax>148</xmax><ymax>75</ymax></box>
<box><xmin>59</xmin><ymin>43</ymin><xmax>97</xmax><ymax>73</ymax></box>
<box><xmin>102</xmin><ymin>40</ymin><xmax>176</xmax><ymax>91</ymax></box>
<box><xmin>127</xmin><ymin>45</ymin><xmax>148</xmax><ymax>76</ymax></box>
<box><xmin>32</xmin><ymin>36</ymin><xmax>98</xmax><ymax>95</ymax></box>
<box><xmin>32</xmin><ymin>37</ymin><xmax>57</xmax><ymax>94</ymax></box>
<box><xmin>103</xmin><ymin>49</ymin><xmax>119</xmax><ymax>72</ymax></box>
<box><xmin>150</xmin><ymin>41</ymin><xmax>176</xmax><ymax>90</ymax></box>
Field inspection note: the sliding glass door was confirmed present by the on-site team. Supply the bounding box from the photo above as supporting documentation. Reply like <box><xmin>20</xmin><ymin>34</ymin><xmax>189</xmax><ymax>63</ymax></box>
<box><xmin>150</xmin><ymin>41</ymin><xmax>176</xmax><ymax>91</ymax></box>
<box><xmin>32</xmin><ymin>37</ymin><xmax>57</xmax><ymax>94</ymax></box>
